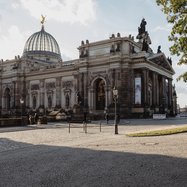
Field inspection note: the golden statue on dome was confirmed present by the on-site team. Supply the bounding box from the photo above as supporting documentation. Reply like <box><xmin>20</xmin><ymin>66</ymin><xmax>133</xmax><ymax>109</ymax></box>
<box><xmin>40</xmin><ymin>15</ymin><xmax>46</xmax><ymax>25</ymax></box>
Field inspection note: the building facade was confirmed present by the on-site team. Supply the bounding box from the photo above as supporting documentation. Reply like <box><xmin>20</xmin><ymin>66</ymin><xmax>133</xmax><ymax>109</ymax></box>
<box><xmin>0</xmin><ymin>19</ymin><xmax>177</xmax><ymax>118</ymax></box>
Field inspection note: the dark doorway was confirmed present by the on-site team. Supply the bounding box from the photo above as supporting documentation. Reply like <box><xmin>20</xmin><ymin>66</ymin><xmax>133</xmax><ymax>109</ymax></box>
<box><xmin>95</xmin><ymin>78</ymin><xmax>105</xmax><ymax>110</ymax></box>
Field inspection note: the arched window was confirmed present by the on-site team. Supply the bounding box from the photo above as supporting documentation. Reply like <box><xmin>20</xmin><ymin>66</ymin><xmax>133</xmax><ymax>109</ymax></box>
<box><xmin>4</xmin><ymin>88</ymin><xmax>11</xmax><ymax>110</ymax></box>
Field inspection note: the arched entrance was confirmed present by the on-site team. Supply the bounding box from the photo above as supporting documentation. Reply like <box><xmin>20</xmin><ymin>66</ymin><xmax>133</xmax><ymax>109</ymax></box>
<box><xmin>95</xmin><ymin>78</ymin><xmax>105</xmax><ymax>110</ymax></box>
<box><xmin>4</xmin><ymin>88</ymin><xmax>11</xmax><ymax>110</ymax></box>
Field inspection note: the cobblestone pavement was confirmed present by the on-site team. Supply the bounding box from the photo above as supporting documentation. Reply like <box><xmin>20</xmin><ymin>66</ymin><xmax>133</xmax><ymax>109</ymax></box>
<box><xmin>0</xmin><ymin>118</ymin><xmax>187</xmax><ymax>187</ymax></box>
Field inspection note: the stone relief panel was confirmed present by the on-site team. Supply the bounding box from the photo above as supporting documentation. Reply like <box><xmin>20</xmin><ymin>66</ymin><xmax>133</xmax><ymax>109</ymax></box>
<box><xmin>46</xmin><ymin>82</ymin><xmax>56</xmax><ymax>89</ymax></box>
<box><xmin>31</xmin><ymin>84</ymin><xmax>39</xmax><ymax>90</ymax></box>
<box><xmin>62</xmin><ymin>81</ymin><xmax>73</xmax><ymax>88</ymax></box>
<box><xmin>31</xmin><ymin>91</ymin><xmax>38</xmax><ymax>96</ymax></box>
<box><xmin>89</xmin><ymin>45</ymin><xmax>110</xmax><ymax>56</ymax></box>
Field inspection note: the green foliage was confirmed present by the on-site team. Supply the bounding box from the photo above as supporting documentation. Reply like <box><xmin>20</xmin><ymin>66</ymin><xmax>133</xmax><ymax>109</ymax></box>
<box><xmin>156</xmin><ymin>0</ymin><xmax>187</xmax><ymax>82</ymax></box>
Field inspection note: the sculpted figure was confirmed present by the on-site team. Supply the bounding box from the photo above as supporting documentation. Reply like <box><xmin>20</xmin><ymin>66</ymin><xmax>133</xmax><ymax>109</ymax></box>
<box><xmin>137</xmin><ymin>18</ymin><xmax>147</xmax><ymax>38</ymax></box>
<box><xmin>140</xmin><ymin>18</ymin><xmax>146</xmax><ymax>34</ymax></box>
<box><xmin>40</xmin><ymin>15</ymin><xmax>46</xmax><ymax>25</ymax></box>
<box><xmin>157</xmin><ymin>45</ymin><xmax>162</xmax><ymax>53</ymax></box>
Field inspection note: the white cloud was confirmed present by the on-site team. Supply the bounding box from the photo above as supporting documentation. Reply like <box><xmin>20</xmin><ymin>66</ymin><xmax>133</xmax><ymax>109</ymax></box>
<box><xmin>176</xmin><ymin>92</ymin><xmax>187</xmax><ymax>108</ymax></box>
<box><xmin>19</xmin><ymin>0</ymin><xmax>96</xmax><ymax>25</ymax></box>
<box><xmin>0</xmin><ymin>25</ymin><xmax>25</xmax><ymax>60</ymax></box>
<box><xmin>152</xmin><ymin>24</ymin><xmax>172</xmax><ymax>32</ymax></box>
<box><xmin>11</xmin><ymin>2</ymin><xmax>20</xmax><ymax>9</ymax></box>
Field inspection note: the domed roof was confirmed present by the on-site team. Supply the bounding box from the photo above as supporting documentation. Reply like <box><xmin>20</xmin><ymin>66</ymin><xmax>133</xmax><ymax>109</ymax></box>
<box><xmin>22</xmin><ymin>26</ymin><xmax>62</xmax><ymax>62</ymax></box>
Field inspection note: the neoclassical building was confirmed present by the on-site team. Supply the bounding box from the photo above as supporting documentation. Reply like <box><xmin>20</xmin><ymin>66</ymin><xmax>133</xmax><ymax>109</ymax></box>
<box><xmin>0</xmin><ymin>19</ymin><xmax>177</xmax><ymax>118</ymax></box>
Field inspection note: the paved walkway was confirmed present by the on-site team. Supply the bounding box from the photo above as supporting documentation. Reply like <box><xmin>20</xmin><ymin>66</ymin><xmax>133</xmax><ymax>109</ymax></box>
<box><xmin>0</xmin><ymin>118</ymin><xmax>187</xmax><ymax>186</ymax></box>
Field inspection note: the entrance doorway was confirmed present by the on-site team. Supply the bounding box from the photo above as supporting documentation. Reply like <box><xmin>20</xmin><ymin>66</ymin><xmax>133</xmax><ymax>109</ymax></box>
<box><xmin>95</xmin><ymin>78</ymin><xmax>105</xmax><ymax>110</ymax></box>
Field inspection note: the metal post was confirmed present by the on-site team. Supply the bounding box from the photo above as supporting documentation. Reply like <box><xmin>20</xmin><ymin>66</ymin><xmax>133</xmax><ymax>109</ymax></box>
<box><xmin>69</xmin><ymin>122</ymin><xmax>70</xmax><ymax>133</ymax></box>
<box><xmin>85</xmin><ymin>122</ymin><xmax>87</xmax><ymax>133</ymax></box>
<box><xmin>21</xmin><ymin>103</ymin><xmax>23</xmax><ymax>125</ymax></box>
<box><xmin>113</xmin><ymin>87</ymin><xmax>118</xmax><ymax>134</ymax></box>
<box><xmin>83</xmin><ymin>121</ymin><xmax>85</xmax><ymax>132</ymax></box>
<box><xmin>114</xmin><ymin>97</ymin><xmax>118</xmax><ymax>134</ymax></box>
<box><xmin>100</xmin><ymin>121</ymin><xmax>101</xmax><ymax>132</ymax></box>
<box><xmin>20</xmin><ymin>99</ymin><xmax>24</xmax><ymax>126</ymax></box>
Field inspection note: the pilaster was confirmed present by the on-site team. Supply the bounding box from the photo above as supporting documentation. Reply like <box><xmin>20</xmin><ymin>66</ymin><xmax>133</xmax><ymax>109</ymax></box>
<box><xmin>168</xmin><ymin>78</ymin><xmax>172</xmax><ymax>108</ymax></box>
<box><xmin>40</xmin><ymin>79</ymin><xmax>44</xmax><ymax>107</ymax></box>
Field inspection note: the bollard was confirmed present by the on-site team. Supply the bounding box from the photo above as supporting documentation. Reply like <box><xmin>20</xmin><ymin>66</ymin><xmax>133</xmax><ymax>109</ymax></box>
<box><xmin>69</xmin><ymin>122</ymin><xmax>70</xmax><ymax>133</ymax></box>
<box><xmin>83</xmin><ymin>121</ymin><xmax>85</xmax><ymax>132</ymax></box>
<box><xmin>85</xmin><ymin>122</ymin><xmax>87</xmax><ymax>134</ymax></box>
<box><xmin>83</xmin><ymin>121</ymin><xmax>87</xmax><ymax>133</ymax></box>
<box><xmin>37</xmin><ymin>119</ymin><xmax>41</xmax><ymax>125</ymax></box>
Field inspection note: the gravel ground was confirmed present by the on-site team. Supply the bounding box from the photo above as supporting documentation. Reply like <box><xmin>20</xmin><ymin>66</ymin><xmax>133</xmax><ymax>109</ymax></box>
<box><xmin>0</xmin><ymin>118</ymin><xmax>187</xmax><ymax>187</ymax></box>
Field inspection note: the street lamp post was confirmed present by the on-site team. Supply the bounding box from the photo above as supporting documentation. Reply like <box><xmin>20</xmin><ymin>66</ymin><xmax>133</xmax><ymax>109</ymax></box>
<box><xmin>113</xmin><ymin>87</ymin><xmax>118</xmax><ymax>134</ymax></box>
<box><xmin>20</xmin><ymin>98</ymin><xmax>24</xmax><ymax>124</ymax></box>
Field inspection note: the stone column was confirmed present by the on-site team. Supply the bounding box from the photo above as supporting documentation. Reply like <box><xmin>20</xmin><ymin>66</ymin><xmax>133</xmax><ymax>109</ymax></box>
<box><xmin>108</xmin><ymin>85</ymin><xmax>112</xmax><ymax>106</ymax></box>
<box><xmin>56</xmin><ymin>77</ymin><xmax>61</xmax><ymax>108</ymax></box>
<box><xmin>83</xmin><ymin>72</ymin><xmax>88</xmax><ymax>107</ymax></box>
<box><xmin>152</xmin><ymin>72</ymin><xmax>157</xmax><ymax>106</ymax></box>
<box><xmin>159</xmin><ymin>76</ymin><xmax>166</xmax><ymax>113</ymax></box>
<box><xmin>40</xmin><ymin>79</ymin><xmax>44</xmax><ymax>107</ymax></box>
<box><xmin>0</xmin><ymin>79</ymin><xmax>2</xmax><ymax>109</ymax></box>
<box><xmin>112</xmin><ymin>69</ymin><xmax>116</xmax><ymax>88</ymax></box>
<box><xmin>78</xmin><ymin>73</ymin><xmax>84</xmax><ymax>101</ymax></box>
<box><xmin>162</xmin><ymin>77</ymin><xmax>166</xmax><ymax>99</ymax></box>
<box><xmin>104</xmin><ymin>85</ymin><xmax>108</xmax><ymax>110</ymax></box>
<box><xmin>143</xmin><ymin>69</ymin><xmax>149</xmax><ymax>106</ymax></box>
<box><xmin>129</xmin><ymin>69</ymin><xmax>134</xmax><ymax>107</ymax></box>
<box><xmin>88</xmin><ymin>88</ymin><xmax>94</xmax><ymax>111</ymax></box>
<box><xmin>168</xmin><ymin>78</ymin><xmax>172</xmax><ymax>108</ymax></box>
<box><xmin>26</xmin><ymin>81</ymin><xmax>30</xmax><ymax>108</ymax></box>
<box><xmin>81</xmin><ymin>73</ymin><xmax>84</xmax><ymax>97</ymax></box>
<box><xmin>155</xmin><ymin>74</ymin><xmax>159</xmax><ymax>106</ymax></box>
<box><xmin>15</xmin><ymin>80</ymin><xmax>21</xmax><ymax>108</ymax></box>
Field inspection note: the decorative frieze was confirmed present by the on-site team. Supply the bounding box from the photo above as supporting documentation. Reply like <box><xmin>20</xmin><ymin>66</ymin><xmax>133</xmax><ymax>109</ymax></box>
<box><xmin>92</xmin><ymin>71</ymin><xmax>106</xmax><ymax>75</ymax></box>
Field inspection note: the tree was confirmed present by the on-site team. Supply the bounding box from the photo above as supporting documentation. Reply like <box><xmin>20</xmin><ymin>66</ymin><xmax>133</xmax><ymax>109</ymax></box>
<box><xmin>156</xmin><ymin>0</ymin><xmax>187</xmax><ymax>82</ymax></box>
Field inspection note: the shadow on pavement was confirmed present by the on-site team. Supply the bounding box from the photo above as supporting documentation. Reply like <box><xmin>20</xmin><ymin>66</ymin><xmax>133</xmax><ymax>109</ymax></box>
<box><xmin>0</xmin><ymin>138</ymin><xmax>187</xmax><ymax>187</ymax></box>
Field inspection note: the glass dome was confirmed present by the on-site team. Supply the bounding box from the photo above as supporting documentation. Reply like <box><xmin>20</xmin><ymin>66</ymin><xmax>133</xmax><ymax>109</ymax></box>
<box><xmin>22</xmin><ymin>26</ymin><xmax>62</xmax><ymax>62</ymax></box>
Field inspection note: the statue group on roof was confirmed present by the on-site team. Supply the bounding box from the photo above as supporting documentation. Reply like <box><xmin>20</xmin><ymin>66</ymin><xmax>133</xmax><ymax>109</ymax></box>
<box><xmin>136</xmin><ymin>18</ymin><xmax>152</xmax><ymax>52</ymax></box>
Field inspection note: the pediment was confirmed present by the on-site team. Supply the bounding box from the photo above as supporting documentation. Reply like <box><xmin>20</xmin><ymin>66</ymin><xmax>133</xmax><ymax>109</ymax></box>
<box><xmin>147</xmin><ymin>53</ymin><xmax>175</xmax><ymax>74</ymax></box>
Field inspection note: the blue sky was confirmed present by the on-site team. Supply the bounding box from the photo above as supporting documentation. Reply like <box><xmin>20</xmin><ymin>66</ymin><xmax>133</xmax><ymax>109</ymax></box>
<box><xmin>0</xmin><ymin>0</ymin><xmax>186</xmax><ymax>108</ymax></box>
